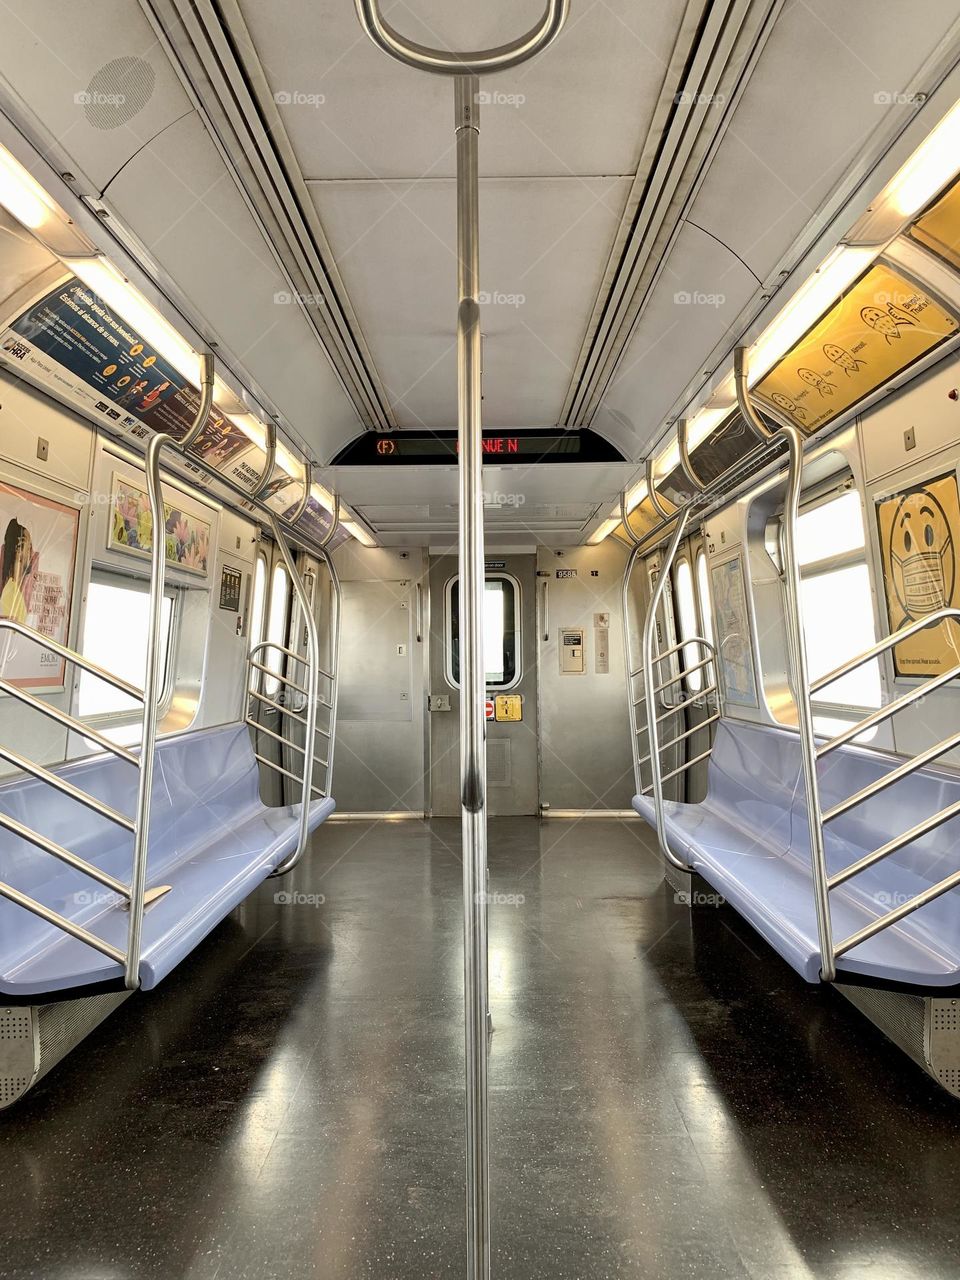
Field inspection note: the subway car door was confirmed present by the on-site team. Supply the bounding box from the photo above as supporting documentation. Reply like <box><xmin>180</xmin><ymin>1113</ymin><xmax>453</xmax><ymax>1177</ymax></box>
<box><xmin>428</xmin><ymin>553</ymin><xmax>539</xmax><ymax>817</ymax></box>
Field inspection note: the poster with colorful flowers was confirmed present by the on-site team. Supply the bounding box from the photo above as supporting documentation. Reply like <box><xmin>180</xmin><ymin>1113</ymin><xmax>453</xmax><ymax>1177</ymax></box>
<box><xmin>109</xmin><ymin>474</ymin><xmax>211</xmax><ymax>576</ymax></box>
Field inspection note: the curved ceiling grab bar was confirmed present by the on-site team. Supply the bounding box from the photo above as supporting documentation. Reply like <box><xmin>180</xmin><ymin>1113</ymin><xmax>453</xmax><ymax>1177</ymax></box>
<box><xmin>354</xmin><ymin>0</ymin><xmax>569</xmax><ymax>75</ymax></box>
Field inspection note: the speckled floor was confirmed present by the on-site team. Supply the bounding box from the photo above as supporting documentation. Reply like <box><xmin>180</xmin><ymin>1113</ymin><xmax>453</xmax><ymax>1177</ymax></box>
<box><xmin>2</xmin><ymin>816</ymin><xmax>960</xmax><ymax>1279</ymax></box>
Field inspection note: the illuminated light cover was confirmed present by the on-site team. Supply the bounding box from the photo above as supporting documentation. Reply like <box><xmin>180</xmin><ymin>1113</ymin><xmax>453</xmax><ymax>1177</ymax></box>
<box><xmin>341</xmin><ymin>518</ymin><xmax>377</xmax><ymax>548</ymax></box>
<box><xmin>882</xmin><ymin>96</ymin><xmax>960</xmax><ymax>221</ymax></box>
<box><xmin>0</xmin><ymin>143</ymin><xmax>50</xmax><ymax>229</ymax></box>
<box><xmin>586</xmin><ymin>515</ymin><xmax>620</xmax><ymax>546</ymax></box>
<box><xmin>275</xmin><ymin>440</ymin><xmax>304</xmax><ymax>479</ymax></box>
<box><xmin>63</xmin><ymin>255</ymin><xmax>203</xmax><ymax>385</ymax></box>
<box><xmin>754</xmin><ymin>262</ymin><xmax>958</xmax><ymax>435</ymax></box>
<box><xmin>748</xmin><ymin>245</ymin><xmax>877</xmax><ymax>385</ymax></box>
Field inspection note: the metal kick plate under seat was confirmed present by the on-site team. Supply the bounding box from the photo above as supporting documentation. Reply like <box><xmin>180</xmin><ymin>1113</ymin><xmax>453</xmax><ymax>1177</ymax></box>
<box><xmin>927</xmin><ymin>999</ymin><xmax>960</xmax><ymax>1095</ymax></box>
<box><xmin>0</xmin><ymin>1007</ymin><xmax>40</xmax><ymax>1108</ymax></box>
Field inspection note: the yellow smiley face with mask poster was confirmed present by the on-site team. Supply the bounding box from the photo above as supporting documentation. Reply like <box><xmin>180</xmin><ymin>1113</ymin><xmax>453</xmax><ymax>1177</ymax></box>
<box><xmin>889</xmin><ymin>487</ymin><xmax>956</xmax><ymax>620</ymax></box>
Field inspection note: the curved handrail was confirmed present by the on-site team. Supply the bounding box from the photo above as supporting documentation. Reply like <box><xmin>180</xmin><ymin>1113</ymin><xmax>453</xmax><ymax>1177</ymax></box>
<box><xmin>127</xmin><ymin>352</ymin><xmax>215</xmax><ymax>989</ymax></box>
<box><xmin>735</xmin><ymin>348</ymin><xmax>835</xmax><ymax>980</ymax></box>
<box><xmin>640</xmin><ymin>506</ymin><xmax>696</xmax><ymax>873</ymax></box>
<box><xmin>646</xmin><ymin>456</ymin><xmax>673</xmax><ymax>522</ymax></box>
<box><xmin>354</xmin><ymin>0</ymin><xmax>569</xmax><ymax>76</ymax></box>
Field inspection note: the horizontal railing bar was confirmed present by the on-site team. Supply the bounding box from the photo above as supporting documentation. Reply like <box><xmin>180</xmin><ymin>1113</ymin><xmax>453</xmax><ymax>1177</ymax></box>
<box><xmin>829</xmin><ymin>796</ymin><xmax>960</xmax><ymax>889</ymax></box>
<box><xmin>654</xmin><ymin>654</ymin><xmax>713</xmax><ymax>694</ymax></box>
<box><xmin>818</xmin><ymin>665</ymin><xmax>960</xmax><ymax>757</ymax></box>
<box><xmin>245</xmin><ymin>717</ymin><xmax>307</xmax><ymax>756</ymax></box>
<box><xmin>0</xmin><ymin>810</ymin><xmax>130</xmax><ymax>897</ymax></box>
<box><xmin>247</xmin><ymin>687</ymin><xmax>305</xmax><ymax>719</ymax></box>
<box><xmin>823</xmin><ymin>730</ymin><xmax>960</xmax><ymax>824</ymax></box>
<box><xmin>642</xmin><ymin>637</ymin><xmax>716</xmax><ymax>669</ymax></box>
<box><xmin>638</xmin><ymin>713</ymin><xmax>721</xmax><ymax>766</ymax></box>
<box><xmin>0</xmin><ymin>880</ymin><xmax>126</xmax><ymax>964</ymax></box>
<box><xmin>250</xmin><ymin>641</ymin><xmax>335</xmax><ymax>681</ymax></box>
<box><xmin>811</xmin><ymin>607</ymin><xmax>960</xmax><ymax>694</ymax></box>
<box><xmin>0</xmin><ymin>744</ymin><xmax>135</xmax><ymax>831</ymax></box>
<box><xmin>641</xmin><ymin>748</ymin><xmax>713</xmax><ymax>792</ymax></box>
<box><xmin>0</xmin><ymin>620</ymin><xmax>144</xmax><ymax>700</ymax></box>
<box><xmin>834</xmin><ymin>866</ymin><xmax>960</xmax><ymax>959</ymax></box>
<box><xmin>0</xmin><ymin>680</ymin><xmax>139</xmax><ymax>766</ymax></box>
<box><xmin>249</xmin><ymin>659</ymin><xmax>310</xmax><ymax>697</ymax></box>
<box><xmin>253</xmin><ymin>752</ymin><xmax>325</xmax><ymax>797</ymax></box>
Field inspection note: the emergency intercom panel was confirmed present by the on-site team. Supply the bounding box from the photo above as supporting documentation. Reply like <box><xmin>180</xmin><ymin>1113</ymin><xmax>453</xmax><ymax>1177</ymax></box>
<box><xmin>559</xmin><ymin>627</ymin><xmax>585</xmax><ymax>674</ymax></box>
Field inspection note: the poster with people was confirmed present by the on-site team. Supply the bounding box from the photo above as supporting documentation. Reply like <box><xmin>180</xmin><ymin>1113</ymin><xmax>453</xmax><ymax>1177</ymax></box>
<box><xmin>710</xmin><ymin>553</ymin><xmax>758</xmax><ymax>707</ymax></box>
<box><xmin>876</xmin><ymin>470</ymin><xmax>960</xmax><ymax>678</ymax></box>
<box><xmin>0</xmin><ymin>481</ymin><xmax>79</xmax><ymax>687</ymax></box>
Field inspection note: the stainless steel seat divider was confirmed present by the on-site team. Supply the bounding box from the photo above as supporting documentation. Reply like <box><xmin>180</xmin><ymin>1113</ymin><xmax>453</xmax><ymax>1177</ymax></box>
<box><xmin>352</xmin><ymin>7</ymin><xmax>568</xmax><ymax>1277</ymax></box>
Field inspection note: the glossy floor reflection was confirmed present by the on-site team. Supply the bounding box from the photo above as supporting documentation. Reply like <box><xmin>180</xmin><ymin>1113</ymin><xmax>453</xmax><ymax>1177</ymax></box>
<box><xmin>2</xmin><ymin>816</ymin><xmax>960</xmax><ymax>1279</ymax></box>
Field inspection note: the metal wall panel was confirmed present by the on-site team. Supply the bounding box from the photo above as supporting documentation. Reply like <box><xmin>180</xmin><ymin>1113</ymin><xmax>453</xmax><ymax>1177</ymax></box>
<box><xmin>537</xmin><ymin>541</ymin><xmax>633</xmax><ymax>810</ymax></box>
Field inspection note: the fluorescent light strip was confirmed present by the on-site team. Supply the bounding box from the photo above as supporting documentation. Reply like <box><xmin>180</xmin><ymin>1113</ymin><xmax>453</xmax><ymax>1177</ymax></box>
<box><xmin>882</xmin><ymin>95</ymin><xmax>960</xmax><ymax>220</ymax></box>
<box><xmin>63</xmin><ymin>255</ymin><xmax>203</xmax><ymax>385</ymax></box>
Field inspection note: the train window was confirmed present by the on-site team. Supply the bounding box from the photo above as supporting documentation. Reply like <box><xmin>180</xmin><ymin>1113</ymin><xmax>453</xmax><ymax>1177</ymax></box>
<box><xmin>78</xmin><ymin>576</ymin><xmax>175</xmax><ymax>720</ymax></box>
<box><xmin>791</xmin><ymin>488</ymin><xmax>882</xmax><ymax>730</ymax></box>
<box><xmin>263</xmin><ymin>563</ymin><xmax>290</xmax><ymax>697</ymax></box>
<box><xmin>673</xmin><ymin>559</ymin><xmax>702</xmax><ymax>692</ymax></box>
<box><xmin>248</xmin><ymin>552</ymin><xmax>268</xmax><ymax>658</ymax></box>
<box><xmin>446</xmin><ymin>574</ymin><xmax>520</xmax><ymax>690</ymax></box>
<box><xmin>695</xmin><ymin>549</ymin><xmax>715</xmax><ymax>683</ymax></box>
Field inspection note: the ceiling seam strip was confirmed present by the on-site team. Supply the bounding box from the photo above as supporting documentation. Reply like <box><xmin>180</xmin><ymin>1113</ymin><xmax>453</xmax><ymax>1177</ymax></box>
<box><xmin>137</xmin><ymin>0</ymin><xmax>393</xmax><ymax>432</ymax></box>
<box><xmin>568</xmin><ymin>0</ymin><xmax>780</xmax><ymax>428</ymax></box>
<box><xmin>575</xmin><ymin>0</ymin><xmax>784</xmax><ymax>428</ymax></box>
<box><xmin>555</xmin><ymin>0</ymin><xmax>720</xmax><ymax>426</ymax></box>
<box><xmin>204</xmin><ymin>0</ymin><xmax>395</xmax><ymax>429</ymax></box>
<box><xmin>610</xmin><ymin>7</ymin><xmax>960</xmax><ymax>458</ymax></box>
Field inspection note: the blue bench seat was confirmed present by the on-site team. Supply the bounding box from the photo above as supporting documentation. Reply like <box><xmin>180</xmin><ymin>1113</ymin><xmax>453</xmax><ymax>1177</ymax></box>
<box><xmin>633</xmin><ymin>718</ymin><xmax>960</xmax><ymax>987</ymax></box>
<box><xmin>0</xmin><ymin>723</ymin><xmax>334</xmax><ymax>998</ymax></box>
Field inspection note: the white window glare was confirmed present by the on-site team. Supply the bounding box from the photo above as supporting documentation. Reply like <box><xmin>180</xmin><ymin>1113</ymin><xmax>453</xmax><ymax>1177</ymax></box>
<box><xmin>674</xmin><ymin>559</ymin><xmax>703</xmax><ymax>692</ymax></box>
<box><xmin>249</xmin><ymin>554</ymin><xmax>268</xmax><ymax>656</ymax></box>
<box><xmin>79</xmin><ymin>580</ymin><xmax>174</xmax><ymax>719</ymax></box>
<box><xmin>796</xmin><ymin>490</ymin><xmax>865</xmax><ymax>566</ymax></box>
<box><xmin>264</xmin><ymin>564</ymin><xmax>290</xmax><ymax>697</ymax></box>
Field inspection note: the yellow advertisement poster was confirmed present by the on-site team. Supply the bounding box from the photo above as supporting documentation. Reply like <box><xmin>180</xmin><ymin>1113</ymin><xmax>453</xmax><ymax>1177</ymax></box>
<box><xmin>908</xmin><ymin>176</ymin><xmax>960</xmax><ymax>272</ymax></box>
<box><xmin>876</xmin><ymin>470</ymin><xmax>960</xmax><ymax>679</ymax></box>
<box><xmin>755</xmin><ymin>264</ymin><xmax>958</xmax><ymax>435</ymax></box>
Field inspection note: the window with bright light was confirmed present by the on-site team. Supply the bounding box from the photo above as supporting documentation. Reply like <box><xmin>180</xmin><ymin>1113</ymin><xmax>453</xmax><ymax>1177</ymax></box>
<box><xmin>787</xmin><ymin>487</ymin><xmax>882</xmax><ymax>734</ymax></box>
<box><xmin>263</xmin><ymin>563</ymin><xmax>290</xmax><ymax>697</ymax></box>
<box><xmin>673</xmin><ymin>559</ymin><xmax>703</xmax><ymax>692</ymax></box>
<box><xmin>447</xmin><ymin>574</ymin><xmax>520</xmax><ymax>689</ymax></box>
<box><xmin>248</xmin><ymin>553</ymin><xmax>268</xmax><ymax>682</ymax></box>
<box><xmin>78</xmin><ymin>577</ymin><xmax>175</xmax><ymax>719</ymax></box>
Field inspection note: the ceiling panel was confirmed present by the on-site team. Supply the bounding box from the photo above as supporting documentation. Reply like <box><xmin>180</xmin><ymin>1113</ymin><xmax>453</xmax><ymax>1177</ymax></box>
<box><xmin>237</xmin><ymin>0</ymin><xmax>689</xmax><ymax>180</ymax></box>
<box><xmin>106</xmin><ymin>114</ymin><xmax>362</xmax><ymax>462</ymax></box>
<box><xmin>0</xmin><ymin>1</ymin><xmax>191</xmax><ymax>192</ymax></box>
<box><xmin>688</xmin><ymin>0</ymin><xmax>960</xmax><ymax>282</ymax></box>
<box><xmin>311</xmin><ymin>176</ymin><xmax>630</xmax><ymax>429</ymax></box>
<box><xmin>592</xmin><ymin>222</ymin><xmax>759</xmax><ymax>459</ymax></box>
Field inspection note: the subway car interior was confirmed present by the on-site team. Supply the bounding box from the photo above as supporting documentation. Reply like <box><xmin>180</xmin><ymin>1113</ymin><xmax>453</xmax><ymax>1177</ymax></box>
<box><xmin>8</xmin><ymin>2</ymin><xmax>960</xmax><ymax>1277</ymax></box>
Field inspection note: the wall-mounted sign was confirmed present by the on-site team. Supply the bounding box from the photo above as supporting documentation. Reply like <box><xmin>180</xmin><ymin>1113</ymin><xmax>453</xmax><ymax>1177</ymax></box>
<box><xmin>876</xmin><ymin>470</ymin><xmax>960</xmax><ymax>678</ymax></box>
<box><xmin>219</xmin><ymin>564</ymin><xmax>242</xmax><ymax>612</ymax></box>
<box><xmin>754</xmin><ymin>264</ymin><xmax>959</xmax><ymax>435</ymax></box>
<box><xmin>109</xmin><ymin>473</ymin><xmax>211</xmax><ymax>576</ymax></box>
<box><xmin>332</xmin><ymin>428</ymin><xmax>624</xmax><ymax>466</ymax></box>
<box><xmin>556</xmin><ymin>567</ymin><xmax>578</xmax><ymax>579</ymax></box>
<box><xmin>0</xmin><ymin>481</ymin><xmax>79</xmax><ymax>688</ymax></box>
<box><xmin>494</xmin><ymin>694</ymin><xmax>522</xmax><ymax>722</ymax></box>
<box><xmin>710</xmin><ymin>553</ymin><xmax>757</xmax><ymax>707</ymax></box>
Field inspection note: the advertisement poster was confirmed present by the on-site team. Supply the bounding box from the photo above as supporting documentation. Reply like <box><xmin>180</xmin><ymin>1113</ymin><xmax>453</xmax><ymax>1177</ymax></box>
<box><xmin>109</xmin><ymin>474</ymin><xmax>211</xmax><ymax>576</ymax></box>
<box><xmin>294</xmin><ymin>493</ymin><xmax>350</xmax><ymax>551</ymax></box>
<box><xmin>710</xmin><ymin>553</ymin><xmax>758</xmax><ymax>706</ymax></box>
<box><xmin>754</xmin><ymin>264</ymin><xmax>958</xmax><ymax>435</ymax></box>
<box><xmin>0</xmin><ymin>481</ymin><xmax>79</xmax><ymax>687</ymax></box>
<box><xmin>0</xmin><ymin>279</ymin><xmax>262</xmax><ymax>494</ymax></box>
<box><xmin>876</xmin><ymin>470</ymin><xmax>960</xmax><ymax>678</ymax></box>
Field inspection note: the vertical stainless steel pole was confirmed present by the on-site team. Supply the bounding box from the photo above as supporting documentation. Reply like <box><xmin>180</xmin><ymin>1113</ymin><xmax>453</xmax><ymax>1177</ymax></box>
<box><xmin>456</xmin><ymin>73</ymin><xmax>490</xmax><ymax>1280</ymax></box>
